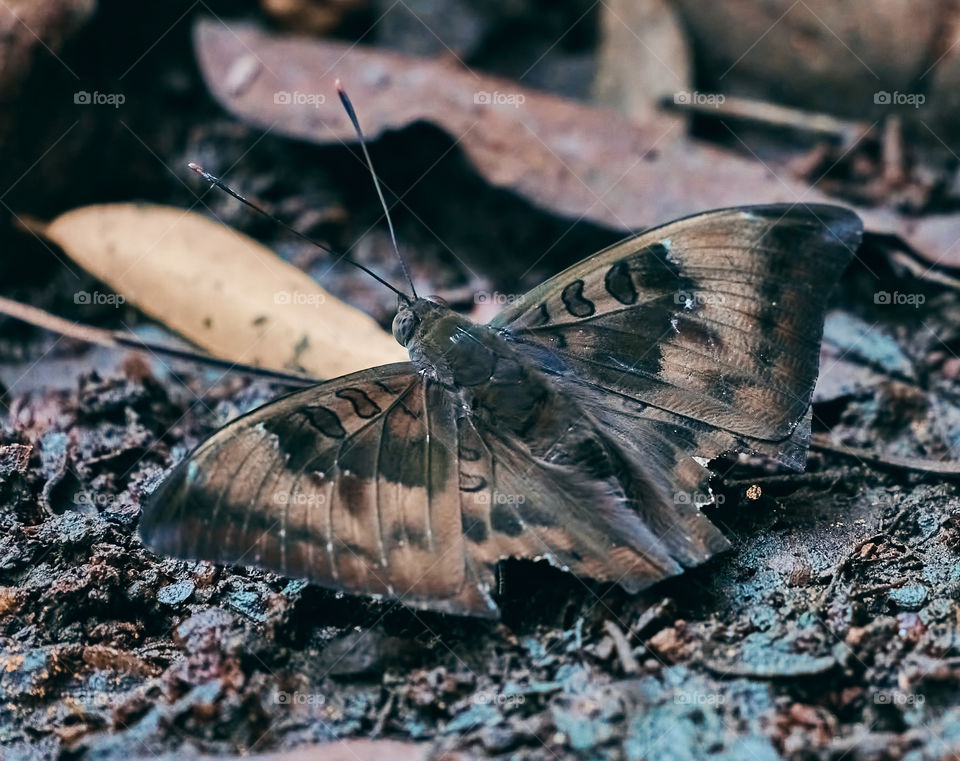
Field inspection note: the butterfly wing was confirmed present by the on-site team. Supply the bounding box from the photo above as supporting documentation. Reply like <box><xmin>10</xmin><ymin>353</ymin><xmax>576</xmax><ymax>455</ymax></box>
<box><xmin>140</xmin><ymin>363</ymin><xmax>498</xmax><ymax>616</ymax></box>
<box><xmin>455</xmin><ymin>407</ymin><xmax>732</xmax><ymax>593</ymax></box>
<box><xmin>489</xmin><ymin>204</ymin><xmax>862</xmax><ymax>468</ymax></box>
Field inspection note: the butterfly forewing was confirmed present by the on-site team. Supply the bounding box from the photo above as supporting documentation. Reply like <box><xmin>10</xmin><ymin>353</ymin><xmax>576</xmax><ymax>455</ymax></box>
<box><xmin>491</xmin><ymin>204</ymin><xmax>862</xmax><ymax>465</ymax></box>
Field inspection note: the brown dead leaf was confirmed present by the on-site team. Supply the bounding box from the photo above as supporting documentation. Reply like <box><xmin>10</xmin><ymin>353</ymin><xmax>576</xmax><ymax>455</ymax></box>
<box><xmin>193</xmin><ymin>18</ymin><xmax>960</xmax><ymax>269</ymax></box>
<box><xmin>259</xmin><ymin>0</ymin><xmax>368</xmax><ymax>35</ymax></box>
<box><xmin>41</xmin><ymin>204</ymin><xmax>407</xmax><ymax>378</ymax></box>
<box><xmin>194</xmin><ymin>19</ymin><xmax>830</xmax><ymax>227</ymax></box>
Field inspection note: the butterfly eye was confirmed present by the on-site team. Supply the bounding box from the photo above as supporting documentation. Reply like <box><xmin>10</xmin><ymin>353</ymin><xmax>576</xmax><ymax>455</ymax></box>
<box><xmin>392</xmin><ymin>310</ymin><xmax>420</xmax><ymax>346</ymax></box>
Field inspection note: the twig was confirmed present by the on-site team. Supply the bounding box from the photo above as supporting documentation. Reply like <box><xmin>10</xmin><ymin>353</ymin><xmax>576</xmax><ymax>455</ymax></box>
<box><xmin>370</xmin><ymin>691</ymin><xmax>395</xmax><ymax>738</ymax></box>
<box><xmin>882</xmin><ymin>115</ymin><xmax>906</xmax><ymax>187</ymax></box>
<box><xmin>810</xmin><ymin>433</ymin><xmax>960</xmax><ymax>477</ymax></box>
<box><xmin>663</xmin><ymin>93</ymin><xmax>870</xmax><ymax>145</ymax></box>
<box><xmin>887</xmin><ymin>249</ymin><xmax>960</xmax><ymax>292</ymax></box>
<box><xmin>0</xmin><ymin>295</ymin><xmax>318</xmax><ymax>387</ymax></box>
<box><xmin>603</xmin><ymin>620</ymin><xmax>639</xmax><ymax>675</ymax></box>
<box><xmin>724</xmin><ymin>469</ymin><xmax>849</xmax><ymax>491</ymax></box>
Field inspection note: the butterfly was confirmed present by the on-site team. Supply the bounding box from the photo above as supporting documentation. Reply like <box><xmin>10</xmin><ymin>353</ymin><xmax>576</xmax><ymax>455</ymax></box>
<box><xmin>138</xmin><ymin>202</ymin><xmax>862</xmax><ymax>618</ymax></box>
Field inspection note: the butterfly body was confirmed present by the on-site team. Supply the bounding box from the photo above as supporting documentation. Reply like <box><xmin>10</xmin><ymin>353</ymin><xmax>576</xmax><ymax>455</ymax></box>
<box><xmin>398</xmin><ymin>300</ymin><xmax>562</xmax><ymax>438</ymax></box>
<box><xmin>140</xmin><ymin>204</ymin><xmax>863</xmax><ymax>617</ymax></box>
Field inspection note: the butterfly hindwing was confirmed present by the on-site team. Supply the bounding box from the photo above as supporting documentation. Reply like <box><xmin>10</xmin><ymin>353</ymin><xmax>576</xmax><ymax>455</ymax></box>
<box><xmin>490</xmin><ymin>204</ymin><xmax>863</xmax><ymax>467</ymax></box>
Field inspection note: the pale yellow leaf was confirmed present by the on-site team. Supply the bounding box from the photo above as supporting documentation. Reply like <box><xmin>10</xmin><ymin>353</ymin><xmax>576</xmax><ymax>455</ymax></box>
<box><xmin>43</xmin><ymin>203</ymin><xmax>407</xmax><ymax>378</ymax></box>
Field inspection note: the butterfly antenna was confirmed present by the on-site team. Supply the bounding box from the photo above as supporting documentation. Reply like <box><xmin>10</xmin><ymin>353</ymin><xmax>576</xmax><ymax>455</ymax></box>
<box><xmin>188</xmin><ymin>162</ymin><xmax>410</xmax><ymax>302</ymax></box>
<box><xmin>336</xmin><ymin>80</ymin><xmax>418</xmax><ymax>301</ymax></box>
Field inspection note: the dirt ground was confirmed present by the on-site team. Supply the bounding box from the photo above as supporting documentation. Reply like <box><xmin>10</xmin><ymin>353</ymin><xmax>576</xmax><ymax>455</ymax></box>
<box><xmin>2</xmin><ymin>2</ymin><xmax>960</xmax><ymax>760</ymax></box>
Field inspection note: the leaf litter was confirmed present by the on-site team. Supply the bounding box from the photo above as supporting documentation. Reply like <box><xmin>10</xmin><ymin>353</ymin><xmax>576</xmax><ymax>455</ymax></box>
<box><xmin>38</xmin><ymin>203</ymin><xmax>405</xmax><ymax>379</ymax></box>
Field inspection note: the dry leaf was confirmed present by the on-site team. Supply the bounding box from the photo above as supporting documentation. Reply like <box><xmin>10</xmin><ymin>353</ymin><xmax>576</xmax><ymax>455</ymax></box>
<box><xmin>42</xmin><ymin>203</ymin><xmax>407</xmax><ymax>378</ymax></box>
<box><xmin>259</xmin><ymin>0</ymin><xmax>368</xmax><ymax>35</ymax></box>
<box><xmin>193</xmin><ymin>19</ymin><xmax>960</xmax><ymax>269</ymax></box>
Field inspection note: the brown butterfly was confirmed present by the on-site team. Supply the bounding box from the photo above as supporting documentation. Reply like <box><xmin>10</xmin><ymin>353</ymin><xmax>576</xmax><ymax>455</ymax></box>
<box><xmin>139</xmin><ymin>195</ymin><xmax>862</xmax><ymax>617</ymax></box>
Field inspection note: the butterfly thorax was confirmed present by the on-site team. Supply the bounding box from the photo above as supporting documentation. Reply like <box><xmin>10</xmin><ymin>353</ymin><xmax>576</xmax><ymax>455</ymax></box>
<box><xmin>395</xmin><ymin>299</ymin><xmax>566</xmax><ymax>440</ymax></box>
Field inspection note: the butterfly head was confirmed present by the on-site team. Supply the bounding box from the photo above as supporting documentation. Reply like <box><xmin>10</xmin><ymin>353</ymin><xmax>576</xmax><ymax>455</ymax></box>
<box><xmin>392</xmin><ymin>297</ymin><xmax>450</xmax><ymax>348</ymax></box>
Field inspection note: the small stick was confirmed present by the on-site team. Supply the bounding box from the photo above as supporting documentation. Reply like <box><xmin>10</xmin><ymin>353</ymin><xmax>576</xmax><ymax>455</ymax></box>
<box><xmin>724</xmin><ymin>469</ymin><xmax>849</xmax><ymax>491</ymax></box>
<box><xmin>0</xmin><ymin>295</ymin><xmax>318</xmax><ymax>387</ymax></box>
<box><xmin>664</xmin><ymin>93</ymin><xmax>870</xmax><ymax>145</ymax></box>
<box><xmin>370</xmin><ymin>691</ymin><xmax>396</xmax><ymax>738</ymax></box>
<box><xmin>603</xmin><ymin>620</ymin><xmax>639</xmax><ymax>674</ymax></box>
<box><xmin>882</xmin><ymin>115</ymin><xmax>906</xmax><ymax>187</ymax></box>
<box><xmin>810</xmin><ymin>432</ymin><xmax>960</xmax><ymax>477</ymax></box>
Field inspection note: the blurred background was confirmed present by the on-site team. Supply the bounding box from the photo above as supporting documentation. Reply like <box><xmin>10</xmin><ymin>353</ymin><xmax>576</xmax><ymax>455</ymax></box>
<box><xmin>2</xmin><ymin>0</ymin><xmax>960</xmax><ymax>327</ymax></box>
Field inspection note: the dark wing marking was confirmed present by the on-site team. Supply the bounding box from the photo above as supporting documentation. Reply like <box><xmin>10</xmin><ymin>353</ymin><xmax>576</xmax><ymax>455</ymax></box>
<box><xmin>490</xmin><ymin>204</ymin><xmax>862</xmax><ymax>468</ymax></box>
